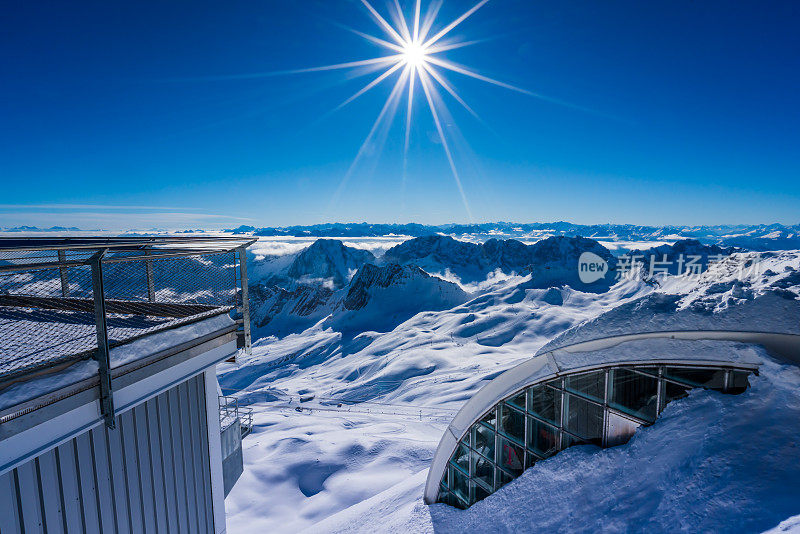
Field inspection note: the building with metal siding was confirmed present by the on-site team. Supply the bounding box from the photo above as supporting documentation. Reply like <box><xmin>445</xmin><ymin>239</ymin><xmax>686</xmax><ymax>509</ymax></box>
<box><xmin>0</xmin><ymin>237</ymin><xmax>256</xmax><ymax>533</ymax></box>
<box><xmin>1</xmin><ymin>373</ymin><xmax>216</xmax><ymax>533</ymax></box>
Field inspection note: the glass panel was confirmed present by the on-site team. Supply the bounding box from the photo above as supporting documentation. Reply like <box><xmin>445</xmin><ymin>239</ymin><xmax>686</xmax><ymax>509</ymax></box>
<box><xmin>529</xmin><ymin>384</ymin><xmax>561</xmax><ymax>424</ymax></box>
<box><xmin>507</xmin><ymin>390</ymin><xmax>526</xmax><ymax>411</ymax></box>
<box><xmin>565</xmin><ymin>371</ymin><xmax>605</xmax><ymax>402</ymax></box>
<box><xmin>665</xmin><ymin>367</ymin><xmax>726</xmax><ymax>389</ymax></box>
<box><xmin>449</xmin><ymin>464</ymin><xmax>469</xmax><ymax>504</ymax></box>
<box><xmin>527</xmin><ymin>416</ymin><xmax>559</xmax><ymax>457</ymax></box>
<box><xmin>471</xmin><ymin>450</ymin><xmax>494</xmax><ymax>490</ymax></box>
<box><xmin>480</xmin><ymin>408</ymin><xmax>497</xmax><ymax>429</ymax></box>
<box><xmin>496</xmin><ymin>467</ymin><xmax>514</xmax><ymax>490</ymax></box>
<box><xmin>525</xmin><ymin>451</ymin><xmax>538</xmax><ymax>470</ymax></box>
<box><xmin>663</xmin><ymin>380</ymin><xmax>690</xmax><ymax>405</ymax></box>
<box><xmin>561</xmin><ymin>431</ymin><xmax>586</xmax><ymax>449</ymax></box>
<box><xmin>498</xmin><ymin>438</ymin><xmax>525</xmax><ymax>477</ymax></box>
<box><xmin>446</xmin><ymin>491</ymin><xmax>468</xmax><ymax>509</ymax></box>
<box><xmin>498</xmin><ymin>404</ymin><xmax>525</xmax><ymax>444</ymax></box>
<box><xmin>605</xmin><ymin>410</ymin><xmax>641</xmax><ymax>447</ymax></box>
<box><xmin>471</xmin><ymin>480</ymin><xmax>491</xmax><ymax>503</ymax></box>
<box><xmin>609</xmin><ymin>367</ymin><xmax>659</xmax><ymax>422</ymax></box>
<box><xmin>727</xmin><ymin>370</ymin><xmax>750</xmax><ymax>394</ymax></box>
<box><xmin>631</xmin><ymin>366</ymin><xmax>659</xmax><ymax>377</ymax></box>
<box><xmin>565</xmin><ymin>393</ymin><xmax>604</xmax><ymax>444</ymax></box>
<box><xmin>546</xmin><ymin>378</ymin><xmax>562</xmax><ymax>389</ymax></box>
<box><xmin>452</xmin><ymin>442</ymin><xmax>470</xmax><ymax>474</ymax></box>
<box><xmin>473</xmin><ymin>423</ymin><xmax>495</xmax><ymax>462</ymax></box>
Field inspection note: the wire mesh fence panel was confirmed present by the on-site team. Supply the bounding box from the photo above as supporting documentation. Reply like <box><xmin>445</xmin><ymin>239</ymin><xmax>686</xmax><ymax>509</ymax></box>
<box><xmin>0</xmin><ymin>242</ymin><xmax>248</xmax><ymax>384</ymax></box>
<box><xmin>100</xmin><ymin>251</ymin><xmax>238</xmax><ymax>358</ymax></box>
<box><xmin>103</xmin><ymin>251</ymin><xmax>237</xmax><ymax>305</ymax></box>
<box><xmin>0</xmin><ymin>264</ymin><xmax>99</xmax><ymax>380</ymax></box>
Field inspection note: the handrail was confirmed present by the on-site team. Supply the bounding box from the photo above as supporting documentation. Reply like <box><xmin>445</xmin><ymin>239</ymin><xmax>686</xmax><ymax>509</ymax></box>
<box><xmin>219</xmin><ymin>395</ymin><xmax>254</xmax><ymax>437</ymax></box>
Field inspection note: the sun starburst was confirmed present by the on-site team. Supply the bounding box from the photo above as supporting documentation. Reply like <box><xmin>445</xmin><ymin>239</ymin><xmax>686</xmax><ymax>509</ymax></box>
<box><xmin>306</xmin><ymin>0</ymin><xmax>539</xmax><ymax>220</ymax></box>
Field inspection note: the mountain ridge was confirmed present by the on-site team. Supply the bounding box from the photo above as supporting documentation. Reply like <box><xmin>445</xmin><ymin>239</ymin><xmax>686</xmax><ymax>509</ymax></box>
<box><xmin>226</xmin><ymin>222</ymin><xmax>800</xmax><ymax>249</ymax></box>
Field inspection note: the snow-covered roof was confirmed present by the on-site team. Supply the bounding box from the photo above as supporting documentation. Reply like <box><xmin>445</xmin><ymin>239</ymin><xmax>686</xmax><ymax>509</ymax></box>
<box><xmin>0</xmin><ymin>307</ymin><xmax>231</xmax><ymax>384</ymax></box>
<box><xmin>537</xmin><ymin>291</ymin><xmax>800</xmax><ymax>356</ymax></box>
<box><xmin>0</xmin><ymin>314</ymin><xmax>235</xmax><ymax>413</ymax></box>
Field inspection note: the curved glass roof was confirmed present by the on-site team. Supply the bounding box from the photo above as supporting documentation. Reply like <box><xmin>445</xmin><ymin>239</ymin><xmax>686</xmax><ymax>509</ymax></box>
<box><xmin>432</xmin><ymin>361</ymin><xmax>754</xmax><ymax>509</ymax></box>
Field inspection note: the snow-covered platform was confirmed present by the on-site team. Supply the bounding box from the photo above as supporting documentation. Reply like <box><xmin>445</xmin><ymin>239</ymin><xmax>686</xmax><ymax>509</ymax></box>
<box><xmin>0</xmin><ymin>301</ymin><xmax>231</xmax><ymax>385</ymax></box>
<box><xmin>0</xmin><ymin>237</ymin><xmax>255</xmax><ymax>534</ymax></box>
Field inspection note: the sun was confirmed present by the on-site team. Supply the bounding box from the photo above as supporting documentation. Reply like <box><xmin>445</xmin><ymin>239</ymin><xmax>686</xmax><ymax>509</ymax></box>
<box><xmin>295</xmin><ymin>0</ymin><xmax>538</xmax><ymax>221</ymax></box>
<box><xmin>401</xmin><ymin>41</ymin><xmax>428</xmax><ymax>67</ymax></box>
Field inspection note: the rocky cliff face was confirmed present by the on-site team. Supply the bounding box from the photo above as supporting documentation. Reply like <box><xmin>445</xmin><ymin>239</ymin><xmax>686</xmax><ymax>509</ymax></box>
<box><xmin>329</xmin><ymin>263</ymin><xmax>469</xmax><ymax>333</ymax></box>
<box><xmin>249</xmin><ymin>283</ymin><xmax>335</xmax><ymax>337</ymax></box>
<box><xmin>381</xmin><ymin>235</ymin><xmax>532</xmax><ymax>282</ymax></box>
<box><xmin>342</xmin><ymin>263</ymin><xmax>465</xmax><ymax>311</ymax></box>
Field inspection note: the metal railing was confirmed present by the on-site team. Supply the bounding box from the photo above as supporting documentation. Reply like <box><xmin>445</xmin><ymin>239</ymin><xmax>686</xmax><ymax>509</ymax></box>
<box><xmin>219</xmin><ymin>394</ymin><xmax>254</xmax><ymax>437</ymax></box>
<box><xmin>0</xmin><ymin>236</ymin><xmax>256</xmax><ymax>427</ymax></box>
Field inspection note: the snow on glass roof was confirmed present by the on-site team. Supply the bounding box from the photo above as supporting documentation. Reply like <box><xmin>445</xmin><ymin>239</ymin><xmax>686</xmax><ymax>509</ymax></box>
<box><xmin>427</xmin><ymin>336</ymin><xmax>765</xmax><ymax>509</ymax></box>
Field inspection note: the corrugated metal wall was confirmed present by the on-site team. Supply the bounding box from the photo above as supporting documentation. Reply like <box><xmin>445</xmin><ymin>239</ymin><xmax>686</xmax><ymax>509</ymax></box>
<box><xmin>0</xmin><ymin>373</ymin><xmax>215</xmax><ymax>534</ymax></box>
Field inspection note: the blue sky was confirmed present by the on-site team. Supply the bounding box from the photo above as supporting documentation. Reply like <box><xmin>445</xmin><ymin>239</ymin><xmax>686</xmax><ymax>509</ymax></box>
<box><xmin>1</xmin><ymin>0</ymin><xmax>798</xmax><ymax>229</ymax></box>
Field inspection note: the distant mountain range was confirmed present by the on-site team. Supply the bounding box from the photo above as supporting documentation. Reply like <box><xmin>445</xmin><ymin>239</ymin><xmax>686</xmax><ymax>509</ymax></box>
<box><xmin>6</xmin><ymin>222</ymin><xmax>799</xmax><ymax>252</ymax></box>
<box><xmin>225</xmin><ymin>222</ymin><xmax>800</xmax><ymax>251</ymax></box>
<box><xmin>0</xmin><ymin>226</ymin><xmax>81</xmax><ymax>232</ymax></box>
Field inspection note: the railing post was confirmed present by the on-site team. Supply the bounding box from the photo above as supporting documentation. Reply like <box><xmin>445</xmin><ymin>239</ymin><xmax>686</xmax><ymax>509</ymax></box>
<box><xmin>57</xmin><ymin>249</ymin><xmax>69</xmax><ymax>297</ymax></box>
<box><xmin>145</xmin><ymin>248</ymin><xmax>156</xmax><ymax>302</ymax></box>
<box><xmin>237</xmin><ymin>245</ymin><xmax>252</xmax><ymax>355</ymax></box>
<box><xmin>90</xmin><ymin>250</ymin><xmax>115</xmax><ymax>429</ymax></box>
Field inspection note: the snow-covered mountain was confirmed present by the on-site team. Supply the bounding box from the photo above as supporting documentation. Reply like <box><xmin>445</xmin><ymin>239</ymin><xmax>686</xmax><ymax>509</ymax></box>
<box><xmin>246</xmin><ymin>234</ymin><xmax>769</xmax><ymax>338</ymax></box>
<box><xmin>523</xmin><ymin>235</ymin><xmax>616</xmax><ymax>292</ymax></box>
<box><xmin>248</xmin><ymin>235</ymin><xmax>624</xmax><ymax>335</ymax></box>
<box><xmin>284</xmin><ymin>238</ymin><xmax>375</xmax><ymax>289</ymax></box>
<box><xmin>330</xmin><ymin>263</ymin><xmax>468</xmax><ymax>334</ymax></box>
<box><xmin>380</xmin><ymin>234</ymin><xmax>616</xmax><ymax>287</ymax></box>
<box><xmin>249</xmin><ymin>283</ymin><xmax>335</xmax><ymax>337</ymax></box>
<box><xmin>250</xmin><ymin>262</ymin><xmax>468</xmax><ymax>337</ymax></box>
<box><xmin>381</xmin><ymin>235</ymin><xmax>502</xmax><ymax>283</ymax></box>
<box><xmin>627</xmin><ymin>238</ymin><xmax>738</xmax><ymax>275</ymax></box>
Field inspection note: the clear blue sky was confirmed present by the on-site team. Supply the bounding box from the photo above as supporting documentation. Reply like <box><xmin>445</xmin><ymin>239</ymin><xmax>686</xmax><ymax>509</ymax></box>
<box><xmin>1</xmin><ymin>0</ymin><xmax>798</xmax><ymax>229</ymax></box>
